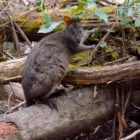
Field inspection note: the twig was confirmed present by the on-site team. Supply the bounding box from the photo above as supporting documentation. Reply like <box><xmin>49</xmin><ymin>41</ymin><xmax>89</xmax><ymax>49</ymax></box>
<box><xmin>92</xmin><ymin>125</ymin><xmax>101</xmax><ymax>135</ymax></box>
<box><xmin>112</xmin><ymin>105</ymin><xmax>117</xmax><ymax>140</ymax></box>
<box><xmin>0</xmin><ymin>2</ymin><xmax>10</xmax><ymax>15</ymax></box>
<box><xmin>5</xmin><ymin>82</ymin><xmax>22</xmax><ymax>114</ymax></box>
<box><xmin>115</xmin><ymin>87</ymin><xmax>124</xmax><ymax>140</ymax></box>
<box><xmin>131</xmin><ymin>103</ymin><xmax>140</xmax><ymax>111</ymax></box>
<box><xmin>103</xmin><ymin>56</ymin><xmax>129</xmax><ymax>66</ymax></box>
<box><xmin>14</xmin><ymin>22</ymin><xmax>32</xmax><ymax>48</ymax></box>
<box><xmin>4</xmin><ymin>101</ymin><xmax>25</xmax><ymax>114</ymax></box>
<box><xmin>0</xmin><ymin>8</ymin><xmax>36</xmax><ymax>28</ymax></box>
<box><xmin>115</xmin><ymin>87</ymin><xmax>127</xmax><ymax>140</ymax></box>
<box><xmin>123</xmin><ymin>88</ymin><xmax>132</xmax><ymax>114</ymax></box>
<box><xmin>7</xmin><ymin>91</ymin><xmax>13</xmax><ymax>112</ymax></box>
<box><xmin>121</xmin><ymin>26</ymin><xmax>125</xmax><ymax>58</ymax></box>
<box><xmin>6</xmin><ymin>82</ymin><xmax>16</xmax><ymax>113</ymax></box>
<box><xmin>0</xmin><ymin>50</ymin><xmax>16</xmax><ymax>59</ymax></box>
<box><xmin>9</xmin><ymin>82</ymin><xmax>16</xmax><ymax>101</ymax></box>
<box><xmin>89</xmin><ymin>22</ymin><xmax>117</xmax><ymax>64</ymax></box>
<box><xmin>92</xmin><ymin>48</ymin><xmax>121</xmax><ymax>61</ymax></box>
<box><xmin>5</xmin><ymin>10</ymin><xmax>21</xmax><ymax>57</ymax></box>
<box><xmin>121</xmin><ymin>88</ymin><xmax>124</xmax><ymax>113</ymax></box>
<box><xmin>0</xmin><ymin>76</ymin><xmax>22</xmax><ymax>84</ymax></box>
<box><xmin>120</xmin><ymin>129</ymin><xmax>140</xmax><ymax>140</ymax></box>
<box><xmin>80</xmin><ymin>48</ymin><xmax>130</xmax><ymax>67</ymax></box>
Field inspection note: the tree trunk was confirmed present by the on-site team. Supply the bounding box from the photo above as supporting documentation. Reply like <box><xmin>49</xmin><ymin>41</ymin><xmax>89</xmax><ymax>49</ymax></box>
<box><xmin>0</xmin><ymin>79</ymin><xmax>140</xmax><ymax>140</ymax></box>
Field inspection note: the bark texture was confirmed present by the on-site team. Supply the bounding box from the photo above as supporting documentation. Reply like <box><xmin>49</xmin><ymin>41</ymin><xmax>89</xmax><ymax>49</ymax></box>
<box><xmin>0</xmin><ymin>79</ymin><xmax>140</xmax><ymax>140</ymax></box>
<box><xmin>0</xmin><ymin>57</ymin><xmax>140</xmax><ymax>85</ymax></box>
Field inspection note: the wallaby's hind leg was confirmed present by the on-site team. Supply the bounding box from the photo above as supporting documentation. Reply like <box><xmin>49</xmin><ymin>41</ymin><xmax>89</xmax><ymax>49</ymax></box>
<box><xmin>46</xmin><ymin>98</ymin><xmax>58</xmax><ymax>111</ymax></box>
<box><xmin>37</xmin><ymin>95</ymin><xmax>58</xmax><ymax>111</ymax></box>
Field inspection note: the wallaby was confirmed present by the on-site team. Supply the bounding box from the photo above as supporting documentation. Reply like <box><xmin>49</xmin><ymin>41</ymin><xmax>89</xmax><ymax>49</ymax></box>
<box><xmin>22</xmin><ymin>16</ymin><xmax>95</xmax><ymax>107</ymax></box>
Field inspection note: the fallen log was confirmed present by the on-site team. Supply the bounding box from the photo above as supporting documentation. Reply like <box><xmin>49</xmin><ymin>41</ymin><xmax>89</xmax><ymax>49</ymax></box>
<box><xmin>0</xmin><ymin>57</ymin><xmax>26</xmax><ymax>84</ymax></box>
<box><xmin>0</xmin><ymin>57</ymin><xmax>140</xmax><ymax>84</ymax></box>
<box><xmin>0</xmin><ymin>79</ymin><xmax>140</xmax><ymax>140</ymax></box>
<box><xmin>64</xmin><ymin>60</ymin><xmax>140</xmax><ymax>84</ymax></box>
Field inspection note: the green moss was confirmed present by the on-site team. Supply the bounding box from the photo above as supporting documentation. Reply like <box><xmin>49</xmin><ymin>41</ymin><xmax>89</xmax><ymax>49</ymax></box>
<box><xmin>101</xmin><ymin>7</ymin><xmax>116</xmax><ymax>14</ymax></box>
<box><xmin>75</xmin><ymin>50</ymin><xmax>90</xmax><ymax>58</ymax></box>
<box><xmin>70</xmin><ymin>50</ymin><xmax>91</xmax><ymax>66</ymax></box>
<box><xmin>106</xmin><ymin>46</ymin><xmax>119</xmax><ymax>61</ymax></box>
<box><xmin>53</xmin><ymin>22</ymin><xmax>65</xmax><ymax>32</ymax></box>
<box><xmin>16</xmin><ymin>16</ymin><xmax>43</xmax><ymax>32</ymax></box>
<box><xmin>132</xmin><ymin>45</ymin><xmax>140</xmax><ymax>51</ymax></box>
<box><xmin>69</xmin><ymin>64</ymin><xmax>80</xmax><ymax>69</ymax></box>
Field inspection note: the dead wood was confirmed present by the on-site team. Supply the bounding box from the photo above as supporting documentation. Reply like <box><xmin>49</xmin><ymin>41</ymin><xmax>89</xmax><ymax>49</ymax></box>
<box><xmin>0</xmin><ymin>82</ymin><xmax>24</xmax><ymax>101</ymax></box>
<box><xmin>0</xmin><ymin>57</ymin><xmax>140</xmax><ymax>84</ymax></box>
<box><xmin>64</xmin><ymin>60</ymin><xmax>140</xmax><ymax>84</ymax></box>
<box><xmin>0</xmin><ymin>57</ymin><xmax>26</xmax><ymax>84</ymax></box>
<box><xmin>0</xmin><ymin>79</ymin><xmax>140</xmax><ymax>140</ymax></box>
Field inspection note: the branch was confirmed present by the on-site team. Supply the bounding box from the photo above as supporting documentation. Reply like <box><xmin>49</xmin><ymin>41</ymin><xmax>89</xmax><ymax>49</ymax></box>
<box><xmin>120</xmin><ymin>129</ymin><xmax>140</xmax><ymax>140</ymax></box>
<box><xmin>89</xmin><ymin>22</ymin><xmax>117</xmax><ymax>64</ymax></box>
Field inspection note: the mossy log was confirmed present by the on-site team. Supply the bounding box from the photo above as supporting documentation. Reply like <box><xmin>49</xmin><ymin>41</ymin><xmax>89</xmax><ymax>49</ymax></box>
<box><xmin>0</xmin><ymin>57</ymin><xmax>140</xmax><ymax>84</ymax></box>
<box><xmin>0</xmin><ymin>79</ymin><xmax>140</xmax><ymax>140</ymax></box>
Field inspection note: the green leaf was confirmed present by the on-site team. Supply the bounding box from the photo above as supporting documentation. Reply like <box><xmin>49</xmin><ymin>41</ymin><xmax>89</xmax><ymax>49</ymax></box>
<box><xmin>118</xmin><ymin>6</ymin><xmax>125</xmax><ymax>17</ymax></box>
<box><xmin>138</xmin><ymin>7</ymin><xmax>140</xmax><ymax>17</ymax></box>
<box><xmin>135</xmin><ymin>19</ymin><xmax>140</xmax><ymax>27</ymax></box>
<box><xmin>77</xmin><ymin>0</ymin><xmax>86</xmax><ymax>11</ymax></box>
<box><xmin>36</xmin><ymin>8</ymin><xmax>42</xmax><ymax>13</ymax></box>
<box><xmin>106</xmin><ymin>29</ymin><xmax>114</xmax><ymax>33</ymax></box>
<box><xmin>42</xmin><ymin>3</ymin><xmax>45</xmax><ymax>10</ymax></box>
<box><xmin>99</xmin><ymin>42</ymin><xmax>107</xmax><ymax>48</ymax></box>
<box><xmin>38</xmin><ymin>22</ymin><xmax>61</xmax><ymax>33</ymax></box>
<box><xmin>36</xmin><ymin>1</ymin><xmax>41</xmax><ymax>6</ymax></box>
<box><xmin>127</xmin><ymin>7</ymin><xmax>134</xmax><ymax>17</ymax></box>
<box><xmin>90</xmin><ymin>33</ymin><xmax>99</xmax><ymax>41</ymax></box>
<box><xmin>44</xmin><ymin>14</ymin><xmax>51</xmax><ymax>28</ymax></box>
<box><xmin>86</xmin><ymin>0</ymin><xmax>96</xmax><ymax>9</ymax></box>
<box><xmin>121</xmin><ymin>17</ymin><xmax>133</xmax><ymax>25</ymax></box>
<box><xmin>95</xmin><ymin>9</ymin><xmax>108</xmax><ymax>23</ymax></box>
<box><xmin>78</xmin><ymin>0</ymin><xmax>86</xmax><ymax>3</ymax></box>
<box><xmin>66</xmin><ymin>6</ymin><xmax>76</xmax><ymax>11</ymax></box>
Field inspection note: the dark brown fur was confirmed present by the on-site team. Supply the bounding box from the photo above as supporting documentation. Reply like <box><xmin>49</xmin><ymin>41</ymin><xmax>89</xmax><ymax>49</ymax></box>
<box><xmin>22</xmin><ymin>18</ymin><xmax>93</xmax><ymax>106</ymax></box>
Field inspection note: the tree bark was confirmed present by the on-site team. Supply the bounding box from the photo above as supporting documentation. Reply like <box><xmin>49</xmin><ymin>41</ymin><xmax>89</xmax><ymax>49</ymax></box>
<box><xmin>0</xmin><ymin>79</ymin><xmax>140</xmax><ymax>140</ymax></box>
<box><xmin>0</xmin><ymin>57</ymin><xmax>140</xmax><ymax>84</ymax></box>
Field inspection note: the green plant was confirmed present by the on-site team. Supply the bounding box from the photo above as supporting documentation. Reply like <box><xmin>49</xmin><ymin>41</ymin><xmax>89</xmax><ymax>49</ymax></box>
<box><xmin>36</xmin><ymin>0</ymin><xmax>110</xmax><ymax>33</ymax></box>
<box><xmin>36</xmin><ymin>0</ymin><xmax>61</xmax><ymax>33</ymax></box>
<box><xmin>118</xmin><ymin>0</ymin><xmax>140</xmax><ymax>27</ymax></box>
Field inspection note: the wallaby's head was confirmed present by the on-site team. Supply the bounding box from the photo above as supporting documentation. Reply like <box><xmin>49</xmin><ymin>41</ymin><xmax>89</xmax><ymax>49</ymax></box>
<box><xmin>64</xmin><ymin>16</ymin><xmax>84</xmax><ymax>43</ymax></box>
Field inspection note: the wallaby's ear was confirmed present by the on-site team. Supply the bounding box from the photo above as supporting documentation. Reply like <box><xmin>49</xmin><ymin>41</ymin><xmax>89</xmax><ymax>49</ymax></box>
<box><xmin>64</xmin><ymin>16</ymin><xmax>73</xmax><ymax>24</ymax></box>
